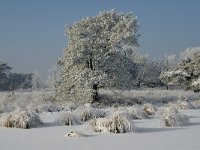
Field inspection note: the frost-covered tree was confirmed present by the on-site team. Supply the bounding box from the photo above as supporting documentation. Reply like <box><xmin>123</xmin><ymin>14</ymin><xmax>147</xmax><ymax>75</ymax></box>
<box><xmin>57</xmin><ymin>10</ymin><xmax>139</xmax><ymax>102</ymax></box>
<box><xmin>162</xmin><ymin>54</ymin><xmax>176</xmax><ymax>72</ymax></box>
<box><xmin>179</xmin><ymin>47</ymin><xmax>200</xmax><ymax>60</ymax></box>
<box><xmin>160</xmin><ymin>47</ymin><xmax>200</xmax><ymax>92</ymax></box>
<box><xmin>160</xmin><ymin>54</ymin><xmax>177</xmax><ymax>89</ymax></box>
<box><xmin>46</xmin><ymin>65</ymin><xmax>60</xmax><ymax>90</ymax></box>
<box><xmin>136</xmin><ymin>60</ymin><xmax>163</xmax><ymax>88</ymax></box>
<box><xmin>31</xmin><ymin>70</ymin><xmax>42</xmax><ymax>90</ymax></box>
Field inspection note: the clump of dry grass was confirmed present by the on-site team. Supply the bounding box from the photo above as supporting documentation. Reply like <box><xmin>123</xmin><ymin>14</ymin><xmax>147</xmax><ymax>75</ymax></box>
<box><xmin>192</xmin><ymin>99</ymin><xmax>200</xmax><ymax>109</ymax></box>
<box><xmin>160</xmin><ymin>106</ymin><xmax>189</xmax><ymax>127</ymax></box>
<box><xmin>0</xmin><ymin>111</ymin><xmax>42</xmax><ymax>129</ymax></box>
<box><xmin>126</xmin><ymin>106</ymin><xmax>149</xmax><ymax>119</ymax></box>
<box><xmin>99</xmin><ymin>89</ymin><xmax>200</xmax><ymax>105</ymax></box>
<box><xmin>74</xmin><ymin>105</ymin><xmax>106</xmax><ymax>122</ymax></box>
<box><xmin>143</xmin><ymin>103</ymin><xmax>157</xmax><ymax>115</ymax></box>
<box><xmin>176</xmin><ymin>100</ymin><xmax>196</xmax><ymax>109</ymax></box>
<box><xmin>56</xmin><ymin>112</ymin><xmax>80</xmax><ymax>126</ymax></box>
<box><xmin>90</xmin><ymin>112</ymin><xmax>135</xmax><ymax>134</ymax></box>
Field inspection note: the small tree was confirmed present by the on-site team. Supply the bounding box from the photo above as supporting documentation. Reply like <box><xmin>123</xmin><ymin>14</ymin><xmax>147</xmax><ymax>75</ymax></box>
<box><xmin>57</xmin><ymin>10</ymin><xmax>139</xmax><ymax>102</ymax></box>
<box><xmin>160</xmin><ymin>47</ymin><xmax>200</xmax><ymax>92</ymax></box>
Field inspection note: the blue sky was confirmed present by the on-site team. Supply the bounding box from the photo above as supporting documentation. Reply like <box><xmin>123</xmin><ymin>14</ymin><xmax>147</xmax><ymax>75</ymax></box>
<box><xmin>0</xmin><ymin>0</ymin><xmax>200</xmax><ymax>79</ymax></box>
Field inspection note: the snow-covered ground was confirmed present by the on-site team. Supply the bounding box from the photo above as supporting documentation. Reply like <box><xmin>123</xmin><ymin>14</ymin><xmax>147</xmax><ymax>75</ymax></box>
<box><xmin>0</xmin><ymin>90</ymin><xmax>200</xmax><ymax>150</ymax></box>
<box><xmin>0</xmin><ymin>109</ymin><xmax>200</xmax><ymax>150</ymax></box>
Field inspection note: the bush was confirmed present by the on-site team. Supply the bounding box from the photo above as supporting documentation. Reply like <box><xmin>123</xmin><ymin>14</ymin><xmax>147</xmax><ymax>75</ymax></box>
<box><xmin>0</xmin><ymin>111</ymin><xmax>42</xmax><ymax>129</ymax></box>
<box><xmin>74</xmin><ymin>105</ymin><xmax>106</xmax><ymax>122</ymax></box>
<box><xmin>56</xmin><ymin>112</ymin><xmax>80</xmax><ymax>126</ymax></box>
<box><xmin>35</xmin><ymin>103</ymin><xmax>60</xmax><ymax>113</ymax></box>
<box><xmin>0</xmin><ymin>91</ymin><xmax>57</xmax><ymax>113</ymax></box>
<box><xmin>160</xmin><ymin>106</ymin><xmax>189</xmax><ymax>127</ymax></box>
<box><xmin>192</xmin><ymin>99</ymin><xmax>200</xmax><ymax>109</ymax></box>
<box><xmin>176</xmin><ymin>100</ymin><xmax>196</xmax><ymax>109</ymax></box>
<box><xmin>60</xmin><ymin>101</ymin><xmax>78</xmax><ymax>111</ymax></box>
<box><xmin>126</xmin><ymin>106</ymin><xmax>149</xmax><ymax>119</ymax></box>
<box><xmin>90</xmin><ymin>112</ymin><xmax>135</xmax><ymax>134</ymax></box>
<box><xmin>142</xmin><ymin>103</ymin><xmax>157</xmax><ymax>115</ymax></box>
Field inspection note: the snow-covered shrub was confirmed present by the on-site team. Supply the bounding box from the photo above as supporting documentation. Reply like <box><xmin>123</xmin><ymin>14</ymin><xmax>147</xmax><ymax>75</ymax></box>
<box><xmin>192</xmin><ymin>99</ymin><xmax>200</xmax><ymax>109</ymax></box>
<box><xmin>0</xmin><ymin>91</ymin><xmax>57</xmax><ymax>113</ymax></box>
<box><xmin>176</xmin><ymin>100</ymin><xmax>196</xmax><ymax>109</ymax></box>
<box><xmin>74</xmin><ymin>105</ymin><xmax>106</xmax><ymax>122</ymax></box>
<box><xmin>0</xmin><ymin>92</ymin><xmax>18</xmax><ymax>113</ymax></box>
<box><xmin>90</xmin><ymin>112</ymin><xmax>135</xmax><ymax>134</ymax></box>
<box><xmin>56</xmin><ymin>112</ymin><xmax>80</xmax><ymax>126</ymax></box>
<box><xmin>60</xmin><ymin>101</ymin><xmax>78</xmax><ymax>111</ymax></box>
<box><xmin>100</xmin><ymin>89</ymin><xmax>200</xmax><ymax>105</ymax></box>
<box><xmin>64</xmin><ymin>131</ymin><xmax>85</xmax><ymax>137</ymax></box>
<box><xmin>0</xmin><ymin>113</ymin><xmax>13</xmax><ymax>127</ymax></box>
<box><xmin>143</xmin><ymin>103</ymin><xmax>157</xmax><ymax>115</ymax></box>
<box><xmin>0</xmin><ymin>111</ymin><xmax>42</xmax><ymax>129</ymax></box>
<box><xmin>35</xmin><ymin>102</ymin><xmax>60</xmax><ymax>113</ymax></box>
<box><xmin>107</xmin><ymin>107</ymin><xmax>133</xmax><ymax>119</ymax></box>
<box><xmin>160</xmin><ymin>106</ymin><xmax>189</xmax><ymax>127</ymax></box>
<box><xmin>126</xmin><ymin>106</ymin><xmax>149</xmax><ymax>119</ymax></box>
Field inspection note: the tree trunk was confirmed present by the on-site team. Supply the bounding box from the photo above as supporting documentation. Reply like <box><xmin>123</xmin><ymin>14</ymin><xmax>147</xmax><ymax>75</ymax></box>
<box><xmin>137</xmin><ymin>80</ymin><xmax>141</xmax><ymax>88</ymax></box>
<box><xmin>92</xmin><ymin>83</ymin><xmax>98</xmax><ymax>102</ymax></box>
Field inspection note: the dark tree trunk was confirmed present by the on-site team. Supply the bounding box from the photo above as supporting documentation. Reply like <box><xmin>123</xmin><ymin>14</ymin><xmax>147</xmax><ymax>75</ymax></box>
<box><xmin>137</xmin><ymin>80</ymin><xmax>141</xmax><ymax>88</ymax></box>
<box><xmin>92</xmin><ymin>83</ymin><xmax>99</xmax><ymax>102</ymax></box>
<box><xmin>89</xmin><ymin>59</ymin><xmax>93</xmax><ymax>70</ymax></box>
<box><xmin>166</xmin><ymin>85</ymin><xmax>169</xmax><ymax>90</ymax></box>
<box><xmin>86</xmin><ymin>59</ymin><xmax>94</xmax><ymax>70</ymax></box>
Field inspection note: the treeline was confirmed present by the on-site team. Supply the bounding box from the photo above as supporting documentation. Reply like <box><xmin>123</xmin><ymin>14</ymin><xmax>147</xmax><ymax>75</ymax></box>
<box><xmin>0</xmin><ymin>61</ymin><xmax>33</xmax><ymax>91</ymax></box>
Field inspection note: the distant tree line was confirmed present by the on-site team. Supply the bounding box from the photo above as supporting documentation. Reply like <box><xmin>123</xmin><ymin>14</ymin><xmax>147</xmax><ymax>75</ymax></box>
<box><xmin>0</xmin><ymin>61</ymin><xmax>33</xmax><ymax>91</ymax></box>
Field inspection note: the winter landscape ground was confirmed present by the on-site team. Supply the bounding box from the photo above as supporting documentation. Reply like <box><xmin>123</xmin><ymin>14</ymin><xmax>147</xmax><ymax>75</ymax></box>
<box><xmin>1</xmin><ymin>2</ymin><xmax>200</xmax><ymax>150</ymax></box>
<box><xmin>0</xmin><ymin>89</ymin><xmax>200</xmax><ymax>150</ymax></box>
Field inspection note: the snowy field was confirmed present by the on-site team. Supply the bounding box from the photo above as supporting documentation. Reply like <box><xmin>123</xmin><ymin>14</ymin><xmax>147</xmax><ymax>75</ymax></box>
<box><xmin>0</xmin><ymin>89</ymin><xmax>200</xmax><ymax>150</ymax></box>
<box><xmin>0</xmin><ymin>109</ymin><xmax>200</xmax><ymax>150</ymax></box>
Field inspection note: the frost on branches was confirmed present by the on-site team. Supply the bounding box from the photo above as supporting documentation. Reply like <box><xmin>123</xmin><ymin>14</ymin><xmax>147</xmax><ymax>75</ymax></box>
<box><xmin>56</xmin><ymin>10</ymin><xmax>139</xmax><ymax>102</ymax></box>
<box><xmin>160</xmin><ymin>47</ymin><xmax>200</xmax><ymax>92</ymax></box>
